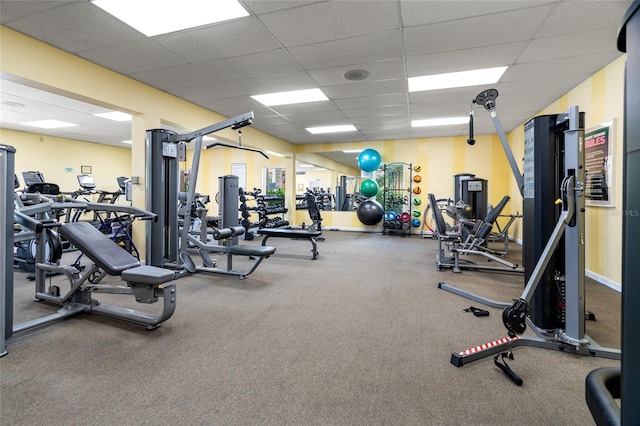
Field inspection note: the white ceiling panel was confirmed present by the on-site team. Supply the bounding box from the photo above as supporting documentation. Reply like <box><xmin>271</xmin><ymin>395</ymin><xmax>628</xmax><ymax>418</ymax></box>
<box><xmin>308</xmin><ymin>59</ymin><xmax>405</xmax><ymax>86</ymax></box>
<box><xmin>154</xmin><ymin>17</ymin><xmax>282</xmax><ymax>63</ymax></box>
<box><xmin>79</xmin><ymin>39</ymin><xmax>190</xmax><ymax>75</ymax></box>
<box><xmin>256</xmin><ymin>0</ymin><xmax>400</xmax><ymax>47</ymax></box>
<box><xmin>405</xmin><ymin>42</ymin><xmax>527</xmax><ymax>77</ymax></box>
<box><xmin>403</xmin><ymin>5</ymin><xmax>554</xmax><ymax>56</ymax></box>
<box><xmin>400</xmin><ymin>0</ymin><xmax>552</xmax><ymax>27</ymax></box>
<box><xmin>322</xmin><ymin>79</ymin><xmax>406</xmax><ymax>100</ymax></box>
<box><xmin>287</xmin><ymin>30</ymin><xmax>404</xmax><ymax>70</ymax></box>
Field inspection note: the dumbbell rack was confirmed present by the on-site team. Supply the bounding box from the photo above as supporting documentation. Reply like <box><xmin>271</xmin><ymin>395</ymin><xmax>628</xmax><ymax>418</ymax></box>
<box><xmin>239</xmin><ymin>188</ymin><xmax>289</xmax><ymax>240</ymax></box>
<box><xmin>381</xmin><ymin>162</ymin><xmax>413</xmax><ymax>236</ymax></box>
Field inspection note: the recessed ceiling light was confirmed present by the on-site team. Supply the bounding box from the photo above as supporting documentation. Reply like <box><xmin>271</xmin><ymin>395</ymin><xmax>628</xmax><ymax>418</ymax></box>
<box><xmin>22</xmin><ymin>119</ymin><xmax>78</xmax><ymax>129</ymax></box>
<box><xmin>251</xmin><ymin>88</ymin><xmax>328</xmax><ymax>107</ymax></box>
<box><xmin>94</xmin><ymin>111</ymin><xmax>132</xmax><ymax>122</ymax></box>
<box><xmin>408</xmin><ymin>66</ymin><xmax>508</xmax><ymax>92</ymax></box>
<box><xmin>411</xmin><ymin>117</ymin><xmax>469</xmax><ymax>127</ymax></box>
<box><xmin>306</xmin><ymin>125</ymin><xmax>357</xmax><ymax>134</ymax></box>
<box><xmin>91</xmin><ymin>0</ymin><xmax>249</xmax><ymax>37</ymax></box>
<box><xmin>344</xmin><ymin>69</ymin><xmax>370</xmax><ymax>81</ymax></box>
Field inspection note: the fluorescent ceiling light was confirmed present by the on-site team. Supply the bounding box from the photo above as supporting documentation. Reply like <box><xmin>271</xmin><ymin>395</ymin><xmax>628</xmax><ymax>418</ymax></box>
<box><xmin>298</xmin><ymin>164</ymin><xmax>314</xmax><ymax>168</ymax></box>
<box><xmin>91</xmin><ymin>0</ymin><xmax>249</xmax><ymax>37</ymax></box>
<box><xmin>94</xmin><ymin>111</ymin><xmax>132</xmax><ymax>122</ymax></box>
<box><xmin>411</xmin><ymin>117</ymin><xmax>469</xmax><ymax>127</ymax></box>
<box><xmin>22</xmin><ymin>119</ymin><xmax>78</xmax><ymax>129</ymax></box>
<box><xmin>265</xmin><ymin>150</ymin><xmax>286</xmax><ymax>158</ymax></box>
<box><xmin>121</xmin><ymin>140</ymin><xmax>132</xmax><ymax>144</ymax></box>
<box><xmin>251</xmin><ymin>89</ymin><xmax>328</xmax><ymax>107</ymax></box>
<box><xmin>306</xmin><ymin>125</ymin><xmax>357</xmax><ymax>134</ymax></box>
<box><xmin>408</xmin><ymin>66</ymin><xmax>508</xmax><ymax>92</ymax></box>
<box><xmin>343</xmin><ymin>149</ymin><xmax>363</xmax><ymax>153</ymax></box>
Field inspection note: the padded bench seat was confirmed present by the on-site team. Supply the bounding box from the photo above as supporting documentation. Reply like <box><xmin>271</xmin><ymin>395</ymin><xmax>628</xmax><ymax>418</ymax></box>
<box><xmin>257</xmin><ymin>228</ymin><xmax>322</xmax><ymax>259</ymax></box>
<box><xmin>121</xmin><ymin>265</ymin><xmax>175</xmax><ymax>285</ymax></box>
<box><xmin>60</xmin><ymin>221</ymin><xmax>140</xmax><ymax>275</ymax></box>
<box><xmin>228</xmin><ymin>245</ymin><xmax>276</xmax><ymax>257</ymax></box>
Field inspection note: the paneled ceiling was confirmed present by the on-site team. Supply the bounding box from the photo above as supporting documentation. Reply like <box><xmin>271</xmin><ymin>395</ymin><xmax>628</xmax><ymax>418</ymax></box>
<box><xmin>0</xmin><ymin>0</ymin><xmax>632</xmax><ymax>169</ymax></box>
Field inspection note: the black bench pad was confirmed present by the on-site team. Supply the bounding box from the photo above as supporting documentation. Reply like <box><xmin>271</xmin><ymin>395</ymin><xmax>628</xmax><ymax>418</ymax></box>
<box><xmin>228</xmin><ymin>245</ymin><xmax>275</xmax><ymax>257</ymax></box>
<box><xmin>59</xmin><ymin>221</ymin><xmax>139</xmax><ymax>275</ymax></box>
<box><xmin>257</xmin><ymin>228</ymin><xmax>321</xmax><ymax>259</ymax></box>
<box><xmin>121</xmin><ymin>265</ymin><xmax>175</xmax><ymax>285</ymax></box>
<box><xmin>257</xmin><ymin>229</ymin><xmax>322</xmax><ymax>238</ymax></box>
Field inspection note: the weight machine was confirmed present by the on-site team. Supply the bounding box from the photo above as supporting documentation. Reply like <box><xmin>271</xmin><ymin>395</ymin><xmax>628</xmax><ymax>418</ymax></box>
<box><xmin>442</xmin><ymin>90</ymin><xmax>619</xmax><ymax>383</ymax></box>
<box><xmin>2</xmin><ymin>144</ymin><xmax>176</xmax><ymax>356</ymax></box>
<box><xmin>145</xmin><ymin>112</ymin><xmax>276</xmax><ymax>279</ymax></box>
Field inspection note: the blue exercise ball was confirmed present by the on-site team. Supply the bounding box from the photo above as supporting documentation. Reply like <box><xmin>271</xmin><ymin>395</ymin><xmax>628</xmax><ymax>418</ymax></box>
<box><xmin>411</xmin><ymin>218</ymin><xmax>421</xmax><ymax>228</ymax></box>
<box><xmin>358</xmin><ymin>149</ymin><xmax>382</xmax><ymax>172</ymax></box>
<box><xmin>357</xmin><ymin>199</ymin><xmax>384</xmax><ymax>226</ymax></box>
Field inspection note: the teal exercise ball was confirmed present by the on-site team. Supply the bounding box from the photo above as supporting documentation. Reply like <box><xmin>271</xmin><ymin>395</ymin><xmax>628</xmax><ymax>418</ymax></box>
<box><xmin>360</xmin><ymin>179</ymin><xmax>379</xmax><ymax>197</ymax></box>
<box><xmin>411</xmin><ymin>218</ymin><xmax>421</xmax><ymax>227</ymax></box>
<box><xmin>358</xmin><ymin>149</ymin><xmax>382</xmax><ymax>172</ymax></box>
<box><xmin>357</xmin><ymin>200</ymin><xmax>384</xmax><ymax>226</ymax></box>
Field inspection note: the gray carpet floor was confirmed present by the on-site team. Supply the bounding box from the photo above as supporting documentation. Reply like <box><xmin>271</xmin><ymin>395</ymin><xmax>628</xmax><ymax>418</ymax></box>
<box><xmin>1</xmin><ymin>230</ymin><xmax>621</xmax><ymax>425</ymax></box>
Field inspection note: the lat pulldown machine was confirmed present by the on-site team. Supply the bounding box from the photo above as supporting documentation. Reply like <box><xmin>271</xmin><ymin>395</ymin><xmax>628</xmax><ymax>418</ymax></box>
<box><xmin>444</xmin><ymin>90</ymin><xmax>619</xmax><ymax>383</ymax></box>
<box><xmin>146</xmin><ymin>112</ymin><xmax>275</xmax><ymax>279</ymax></box>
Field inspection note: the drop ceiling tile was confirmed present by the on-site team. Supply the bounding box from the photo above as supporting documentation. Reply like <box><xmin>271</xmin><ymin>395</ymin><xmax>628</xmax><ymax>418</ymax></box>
<box><xmin>504</xmin><ymin>52</ymin><xmax>622</xmax><ymax>82</ymax></box>
<box><xmin>170</xmin><ymin>72</ymin><xmax>320</xmax><ymax>102</ymax></box>
<box><xmin>342</xmin><ymin>105</ymin><xmax>409</xmax><ymax>118</ymax></box>
<box><xmin>309</xmin><ymin>59</ymin><xmax>405</xmax><ymax>86</ymax></box>
<box><xmin>334</xmin><ymin>94</ymin><xmax>407</xmax><ymax>110</ymax></box>
<box><xmin>403</xmin><ymin>5</ymin><xmax>554</xmax><ymax>56</ymax></box>
<box><xmin>0</xmin><ymin>1</ymin><xmax>73</xmax><ymax>22</ymax></box>
<box><xmin>257</xmin><ymin>0</ymin><xmax>400</xmax><ymax>47</ymax></box>
<box><xmin>287</xmin><ymin>30</ymin><xmax>403</xmax><ymax>70</ymax></box>
<box><xmin>405</xmin><ymin>42</ymin><xmax>526</xmax><ymax>77</ymax></box>
<box><xmin>3</xmin><ymin>1</ymin><xmax>144</xmax><ymax>53</ymax></box>
<box><xmin>80</xmin><ymin>39</ymin><xmax>189</xmax><ymax>75</ymax></box>
<box><xmin>322</xmin><ymin>79</ymin><xmax>406</xmax><ymax>100</ymax></box>
<box><xmin>519</xmin><ymin>28</ymin><xmax>622</xmax><ymax>64</ymax></box>
<box><xmin>400</xmin><ymin>0</ymin><xmax>552</xmax><ymax>27</ymax></box>
<box><xmin>242</xmin><ymin>0</ymin><xmax>324</xmax><ymax>15</ymax></box>
<box><xmin>269</xmin><ymin>101</ymin><xmax>342</xmax><ymax>115</ymax></box>
<box><xmin>154</xmin><ymin>17</ymin><xmax>282</xmax><ymax>62</ymax></box>
<box><xmin>131</xmin><ymin>49</ymin><xmax>303</xmax><ymax>89</ymax></box>
<box><xmin>536</xmin><ymin>0</ymin><xmax>633</xmax><ymax>37</ymax></box>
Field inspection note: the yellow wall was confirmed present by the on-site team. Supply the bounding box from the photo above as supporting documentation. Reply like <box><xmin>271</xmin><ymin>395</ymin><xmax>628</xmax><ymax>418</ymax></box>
<box><xmin>3</xmin><ymin>128</ymin><xmax>131</xmax><ymax>194</ymax></box>
<box><xmin>531</xmin><ymin>55</ymin><xmax>626</xmax><ymax>287</ymax></box>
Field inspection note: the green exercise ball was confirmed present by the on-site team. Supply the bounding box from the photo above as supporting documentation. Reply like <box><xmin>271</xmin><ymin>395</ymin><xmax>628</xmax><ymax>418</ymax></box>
<box><xmin>360</xmin><ymin>179</ymin><xmax>379</xmax><ymax>197</ymax></box>
<box><xmin>413</xmin><ymin>197</ymin><xmax>422</xmax><ymax>206</ymax></box>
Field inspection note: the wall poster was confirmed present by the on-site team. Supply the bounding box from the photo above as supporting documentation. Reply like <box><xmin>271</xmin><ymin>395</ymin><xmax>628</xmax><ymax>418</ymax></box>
<box><xmin>585</xmin><ymin>119</ymin><xmax>615</xmax><ymax>207</ymax></box>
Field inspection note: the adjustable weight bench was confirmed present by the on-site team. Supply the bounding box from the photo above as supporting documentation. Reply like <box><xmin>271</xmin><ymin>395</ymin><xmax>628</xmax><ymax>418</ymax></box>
<box><xmin>257</xmin><ymin>228</ymin><xmax>322</xmax><ymax>260</ymax></box>
<box><xmin>36</xmin><ymin>221</ymin><xmax>177</xmax><ymax>329</ymax></box>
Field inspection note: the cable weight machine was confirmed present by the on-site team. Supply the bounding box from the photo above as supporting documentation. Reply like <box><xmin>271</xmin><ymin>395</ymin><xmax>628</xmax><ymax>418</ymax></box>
<box><xmin>443</xmin><ymin>90</ymin><xmax>619</xmax><ymax>383</ymax></box>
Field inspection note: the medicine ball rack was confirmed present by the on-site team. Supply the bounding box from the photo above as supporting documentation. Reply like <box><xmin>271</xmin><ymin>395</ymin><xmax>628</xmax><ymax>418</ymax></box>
<box><xmin>381</xmin><ymin>162</ymin><xmax>413</xmax><ymax>235</ymax></box>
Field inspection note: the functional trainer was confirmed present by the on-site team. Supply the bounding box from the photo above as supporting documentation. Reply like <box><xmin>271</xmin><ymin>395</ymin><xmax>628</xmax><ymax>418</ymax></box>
<box><xmin>445</xmin><ymin>93</ymin><xmax>619</xmax><ymax>381</ymax></box>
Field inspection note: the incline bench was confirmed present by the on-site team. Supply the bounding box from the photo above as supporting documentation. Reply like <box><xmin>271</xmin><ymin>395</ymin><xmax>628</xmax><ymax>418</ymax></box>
<box><xmin>36</xmin><ymin>221</ymin><xmax>177</xmax><ymax>329</ymax></box>
<box><xmin>257</xmin><ymin>228</ymin><xmax>322</xmax><ymax>260</ymax></box>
